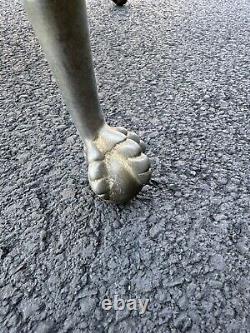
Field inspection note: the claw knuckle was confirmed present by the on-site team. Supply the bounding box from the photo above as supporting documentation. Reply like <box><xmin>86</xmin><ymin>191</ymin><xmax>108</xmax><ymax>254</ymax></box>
<box><xmin>116</xmin><ymin>127</ymin><xmax>127</xmax><ymax>135</ymax></box>
<box><xmin>129</xmin><ymin>154</ymin><xmax>151</xmax><ymax>174</ymax></box>
<box><xmin>117</xmin><ymin>139</ymin><xmax>141</xmax><ymax>157</ymax></box>
<box><xmin>127</xmin><ymin>132</ymin><xmax>140</xmax><ymax>144</ymax></box>
<box><xmin>88</xmin><ymin>161</ymin><xmax>106</xmax><ymax>181</ymax></box>
<box><xmin>90</xmin><ymin>178</ymin><xmax>109</xmax><ymax>195</ymax></box>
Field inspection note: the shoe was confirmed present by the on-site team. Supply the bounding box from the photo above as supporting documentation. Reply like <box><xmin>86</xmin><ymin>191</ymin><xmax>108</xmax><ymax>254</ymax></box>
<box><xmin>112</xmin><ymin>0</ymin><xmax>127</xmax><ymax>6</ymax></box>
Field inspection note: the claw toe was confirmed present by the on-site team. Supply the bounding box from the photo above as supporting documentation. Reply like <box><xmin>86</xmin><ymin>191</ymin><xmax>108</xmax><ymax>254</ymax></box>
<box><xmin>137</xmin><ymin>169</ymin><xmax>152</xmax><ymax>185</ymax></box>
<box><xmin>88</xmin><ymin>146</ymin><xmax>104</xmax><ymax>162</ymax></box>
<box><xmin>139</xmin><ymin>140</ymin><xmax>146</xmax><ymax>152</ymax></box>
<box><xmin>109</xmin><ymin>128</ymin><xmax>126</xmax><ymax>142</ymax></box>
<box><xmin>88</xmin><ymin>161</ymin><xmax>106</xmax><ymax>181</ymax></box>
<box><xmin>90</xmin><ymin>178</ymin><xmax>109</xmax><ymax>195</ymax></box>
<box><xmin>116</xmin><ymin>139</ymin><xmax>142</xmax><ymax>157</ymax></box>
<box><xmin>127</xmin><ymin>131</ymin><xmax>140</xmax><ymax>144</ymax></box>
<box><xmin>130</xmin><ymin>154</ymin><xmax>150</xmax><ymax>174</ymax></box>
<box><xmin>116</xmin><ymin>127</ymin><xmax>127</xmax><ymax>135</ymax></box>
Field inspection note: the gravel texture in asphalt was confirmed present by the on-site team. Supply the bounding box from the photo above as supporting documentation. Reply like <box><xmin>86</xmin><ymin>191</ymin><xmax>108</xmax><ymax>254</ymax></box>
<box><xmin>0</xmin><ymin>0</ymin><xmax>250</xmax><ymax>332</ymax></box>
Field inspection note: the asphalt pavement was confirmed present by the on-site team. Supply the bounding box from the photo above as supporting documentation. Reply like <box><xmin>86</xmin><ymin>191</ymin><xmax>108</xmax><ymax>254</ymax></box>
<box><xmin>0</xmin><ymin>0</ymin><xmax>249</xmax><ymax>332</ymax></box>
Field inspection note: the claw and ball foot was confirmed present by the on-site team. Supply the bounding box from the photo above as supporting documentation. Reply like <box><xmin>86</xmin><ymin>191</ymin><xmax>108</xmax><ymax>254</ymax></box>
<box><xmin>86</xmin><ymin>125</ymin><xmax>151</xmax><ymax>203</ymax></box>
<box><xmin>24</xmin><ymin>0</ymin><xmax>151</xmax><ymax>203</ymax></box>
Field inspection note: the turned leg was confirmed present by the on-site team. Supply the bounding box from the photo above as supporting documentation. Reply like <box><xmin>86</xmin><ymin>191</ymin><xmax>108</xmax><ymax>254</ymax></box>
<box><xmin>23</xmin><ymin>0</ymin><xmax>151</xmax><ymax>204</ymax></box>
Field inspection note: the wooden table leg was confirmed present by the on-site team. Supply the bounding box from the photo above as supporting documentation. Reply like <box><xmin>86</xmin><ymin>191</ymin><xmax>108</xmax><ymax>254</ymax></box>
<box><xmin>23</xmin><ymin>0</ymin><xmax>151</xmax><ymax>203</ymax></box>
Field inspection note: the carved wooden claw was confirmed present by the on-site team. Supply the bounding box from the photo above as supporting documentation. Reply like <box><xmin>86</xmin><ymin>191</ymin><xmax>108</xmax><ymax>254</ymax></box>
<box><xmin>85</xmin><ymin>125</ymin><xmax>151</xmax><ymax>203</ymax></box>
